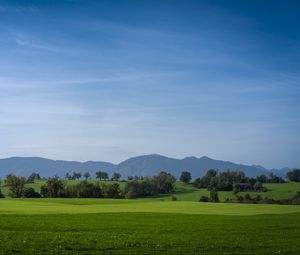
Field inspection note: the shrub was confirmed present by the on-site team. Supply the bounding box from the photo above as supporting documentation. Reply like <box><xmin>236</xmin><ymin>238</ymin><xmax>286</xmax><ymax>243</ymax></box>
<box><xmin>171</xmin><ymin>195</ymin><xmax>177</xmax><ymax>201</ymax></box>
<box><xmin>23</xmin><ymin>187</ymin><xmax>41</xmax><ymax>198</ymax></box>
<box><xmin>0</xmin><ymin>189</ymin><xmax>4</xmax><ymax>198</ymax></box>
<box><xmin>210</xmin><ymin>190</ymin><xmax>219</xmax><ymax>202</ymax></box>
<box><xmin>199</xmin><ymin>196</ymin><xmax>209</xmax><ymax>202</ymax></box>
<box><xmin>125</xmin><ymin>191</ymin><xmax>138</xmax><ymax>199</ymax></box>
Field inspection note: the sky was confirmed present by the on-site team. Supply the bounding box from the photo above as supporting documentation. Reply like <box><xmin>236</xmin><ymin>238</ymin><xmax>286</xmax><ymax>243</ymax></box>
<box><xmin>0</xmin><ymin>0</ymin><xmax>299</xmax><ymax>168</ymax></box>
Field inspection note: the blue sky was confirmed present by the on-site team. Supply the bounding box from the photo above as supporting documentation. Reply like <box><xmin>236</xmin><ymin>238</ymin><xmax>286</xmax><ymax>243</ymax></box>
<box><xmin>0</xmin><ymin>0</ymin><xmax>299</xmax><ymax>168</ymax></box>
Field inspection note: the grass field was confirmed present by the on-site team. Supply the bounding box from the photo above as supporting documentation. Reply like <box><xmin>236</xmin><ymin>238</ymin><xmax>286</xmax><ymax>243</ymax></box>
<box><xmin>1</xmin><ymin>198</ymin><xmax>300</xmax><ymax>215</ymax></box>
<box><xmin>0</xmin><ymin>198</ymin><xmax>300</xmax><ymax>254</ymax></box>
<box><xmin>0</xmin><ymin>181</ymin><xmax>300</xmax><ymax>254</ymax></box>
<box><xmin>0</xmin><ymin>212</ymin><xmax>299</xmax><ymax>255</ymax></box>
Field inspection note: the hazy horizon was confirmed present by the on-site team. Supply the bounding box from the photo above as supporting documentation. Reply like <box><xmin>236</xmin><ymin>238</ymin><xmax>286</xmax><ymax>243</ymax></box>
<box><xmin>1</xmin><ymin>0</ymin><xmax>299</xmax><ymax>169</ymax></box>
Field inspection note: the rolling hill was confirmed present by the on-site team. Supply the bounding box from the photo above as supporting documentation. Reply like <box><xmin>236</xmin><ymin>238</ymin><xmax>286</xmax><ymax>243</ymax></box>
<box><xmin>0</xmin><ymin>154</ymin><xmax>287</xmax><ymax>179</ymax></box>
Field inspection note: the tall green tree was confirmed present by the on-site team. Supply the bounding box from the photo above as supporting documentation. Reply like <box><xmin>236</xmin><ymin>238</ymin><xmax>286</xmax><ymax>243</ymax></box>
<box><xmin>26</xmin><ymin>172</ymin><xmax>41</xmax><ymax>183</ymax></box>
<box><xmin>41</xmin><ymin>178</ymin><xmax>65</xmax><ymax>198</ymax></box>
<box><xmin>154</xmin><ymin>171</ymin><xmax>176</xmax><ymax>193</ymax></box>
<box><xmin>286</xmin><ymin>169</ymin><xmax>300</xmax><ymax>182</ymax></box>
<box><xmin>111</xmin><ymin>172</ymin><xmax>121</xmax><ymax>181</ymax></box>
<box><xmin>180</xmin><ymin>171</ymin><xmax>192</xmax><ymax>183</ymax></box>
<box><xmin>83</xmin><ymin>172</ymin><xmax>91</xmax><ymax>180</ymax></box>
<box><xmin>96</xmin><ymin>171</ymin><xmax>109</xmax><ymax>180</ymax></box>
<box><xmin>6</xmin><ymin>175</ymin><xmax>26</xmax><ymax>197</ymax></box>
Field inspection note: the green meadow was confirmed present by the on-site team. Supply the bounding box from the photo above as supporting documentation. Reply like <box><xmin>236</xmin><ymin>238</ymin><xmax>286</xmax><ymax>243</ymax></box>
<box><xmin>0</xmin><ymin>181</ymin><xmax>300</xmax><ymax>254</ymax></box>
<box><xmin>0</xmin><ymin>212</ymin><xmax>299</xmax><ymax>255</ymax></box>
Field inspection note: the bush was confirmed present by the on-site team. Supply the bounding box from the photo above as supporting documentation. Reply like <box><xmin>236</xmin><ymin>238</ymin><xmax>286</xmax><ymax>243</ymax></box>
<box><xmin>199</xmin><ymin>196</ymin><xmax>209</xmax><ymax>202</ymax></box>
<box><xmin>0</xmin><ymin>189</ymin><xmax>5</xmax><ymax>198</ymax></box>
<box><xmin>23</xmin><ymin>187</ymin><xmax>41</xmax><ymax>198</ymax></box>
<box><xmin>244</xmin><ymin>193</ymin><xmax>252</xmax><ymax>201</ymax></box>
<box><xmin>291</xmin><ymin>192</ymin><xmax>300</xmax><ymax>205</ymax></box>
<box><xmin>171</xmin><ymin>195</ymin><xmax>177</xmax><ymax>201</ymax></box>
<box><xmin>210</xmin><ymin>190</ymin><xmax>219</xmax><ymax>202</ymax></box>
<box><xmin>125</xmin><ymin>191</ymin><xmax>137</xmax><ymax>199</ymax></box>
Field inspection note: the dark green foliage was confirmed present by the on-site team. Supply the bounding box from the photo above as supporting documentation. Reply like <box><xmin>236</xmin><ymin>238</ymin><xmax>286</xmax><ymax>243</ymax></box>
<box><xmin>0</xmin><ymin>188</ymin><xmax>4</xmax><ymax>198</ymax></box>
<box><xmin>194</xmin><ymin>170</ymin><xmax>246</xmax><ymax>191</ymax></box>
<box><xmin>102</xmin><ymin>183</ymin><xmax>123</xmax><ymax>198</ymax></box>
<box><xmin>125</xmin><ymin>190</ymin><xmax>138</xmax><ymax>199</ymax></box>
<box><xmin>111</xmin><ymin>172</ymin><xmax>121</xmax><ymax>181</ymax></box>
<box><xmin>125</xmin><ymin>172</ymin><xmax>176</xmax><ymax>198</ymax></box>
<box><xmin>41</xmin><ymin>178</ymin><xmax>65</xmax><ymax>198</ymax></box>
<box><xmin>171</xmin><ymin>195</ymin><xmax>177</xmax><ymax>201</ymax></box>
<box><xmin>180</xmin><ymin>171</ymin><xmax>192</xmax><ymax>183</ymax></box>
<box><xmin>286</xmin><ymin>169</ymin><xmax>300</xmax><ymax>182</ymax></box>
<box><xmin>95</xmin><ymin>171</ymin><xmax>109</xmax><ymax>180</ymax></box>
<box><xmin>83</xmin><ymin>172</ymin><xmax>91</xmax><ymax>180</ymax></box>
<box><xmin>6</xmin><ymin>174</ymin><xmax>26</xmax><ymax>197</ymax></box>
<box><xmin>199</xmin><ymin>196</ymin><xmax>209</xmax><ymax>202</ymax></box>
<box><xmin>0</xmin><ymin>179</ymin><xmax>3</xmax><ymax>198</ymax></box>
<box><xmin>65</xmin><ymin>181</ymin><xmax>102</xmax><ymax>198</ymax></box>
<box><xmin>125</xmin><ymin>179</ymin><xmax>156</xmax><ymax>198</ymax></box>
<box><xmin>255</xmin><ymin>174</ymin><xmax>285</xmax><ymax>183</ymax></box>
<box><xmin>267</xmin><ymin>173</ymin><xmax>285</xmax><ymax>183</ymax></box>
<box><xmin>228</xmin><ymin>192</ymin><xmax>300</xmax><ymax>205</ymax></box>
<box><xmin>253</xmin><ymin>181</ymin><xmax>268</xmax><ymax>192</ymax></box>
<box><xmin>210</xmin><ymin>190</ymin><xmax>219</xmax><ymax>202</ymax></box>
<box><xmin>256</xmin><ymin>174</ymin><xmax>268</xmax><ymax>183</ymax></box>
<box><xmin>72</xmin><ymin>171</ymin><xmax>82</xmax><ymax>180</ymax></box>
<box><xmin>154</xmin><ymin>171</ymin><xmax>176</xmax><ymax>193</ymax></box>
<box><xmin>23</xmin><ymin>187</ymin><xmax>41</xmax><ymax>198</ymax></box>
<box><xmin>0</xmin><ymin>213</ymin><xmax>299</xmax><ymax>254</ymax></box>
<box><xmin>194</xmin><ymin>170</ymin><xmax>270</xmax><ymax>192</ymax></box>
<box><xmin>26</xmin><ymin>172</ymin><xmax>41</xmax><ymax>183</ymax></box>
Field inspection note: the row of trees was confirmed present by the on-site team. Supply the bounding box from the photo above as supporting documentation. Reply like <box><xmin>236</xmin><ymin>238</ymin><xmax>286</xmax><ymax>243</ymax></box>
<box><xmin>286</xmin><ymin>169</ymin><xmax>300</xmax><ymax>182</ymax></box>
<box><xmin>193</xmin><ymin>169</ymin><xmax>271</xmax><ymax>192</ymax></box>
<box><xmin>2</xmin><ymin>171</ymin><xmax>176</xmax><ymax>199</ymax></box>
<box><xmin>255</xmin><ymin>173</ymin><xmax>285</xmax><ymax>183</ymax></box>
<box><xmin>64</xmin><ymin>171</ymin><xmax>121</xmax><ymax>181</ymax></box>
<box><xmin>225</xmin><ymin>192</ymin><xmax>300</xmax><ymax>205</ymax></box>
<box><xmin>40</xmin><ymin>179</ymin><xmax>123</xmax><ymax>198</ymax></box>
<box><xmin>125</xmin><ymin>172</ymin><xmax>176</xmax><ymax>198</ymax></box>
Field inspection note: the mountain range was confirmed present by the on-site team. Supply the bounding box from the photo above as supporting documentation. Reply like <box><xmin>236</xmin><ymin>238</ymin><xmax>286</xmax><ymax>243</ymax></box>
<box><xmin>0</xmin><ymin>154</ymin><xmax>290</xmax><ymax>179</ymax></box>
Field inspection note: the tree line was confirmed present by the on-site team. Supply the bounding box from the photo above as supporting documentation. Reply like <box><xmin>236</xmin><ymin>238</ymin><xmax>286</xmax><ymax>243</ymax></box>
<box><xmin>0</xmin><ymin>171</ymin><xmax>176</xmax><ymax>199</ymax></box>
<box><xmin>193</xmin><ymin>169</ymin><xmax>286</xmax><ymax>192</ymax></box>
<box><xmin>65</xmin><ymin>171</ymin><xmax>121</xmax><ymax>181</ymax></box>
<box><xmin>1</xmin><ymin>168</ymin><xmax>299</xmax><ymax>199</ymax></box>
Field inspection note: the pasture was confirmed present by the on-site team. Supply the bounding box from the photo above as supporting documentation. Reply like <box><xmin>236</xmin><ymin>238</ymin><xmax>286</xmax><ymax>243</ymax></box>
<box><xmin>0</xmin><ymin>199</ymin><xmax>300</xmax><ymax>254</ymax></box>
<box><xmin>0</xmin><ymin>181</ymin><xmax>300</xmax><ymax>254</ymax></box>
<box><xmin>1</xmin><ymin>198</ymin><xmax>300</xmax><ymax>215</ymax></box>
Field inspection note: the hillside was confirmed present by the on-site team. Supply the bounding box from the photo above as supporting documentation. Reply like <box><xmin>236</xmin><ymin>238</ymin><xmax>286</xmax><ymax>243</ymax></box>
<box><xmin>0</xmin><ymin>154</ymin><xmax>285</xmax><ymax>179</ymax></box>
